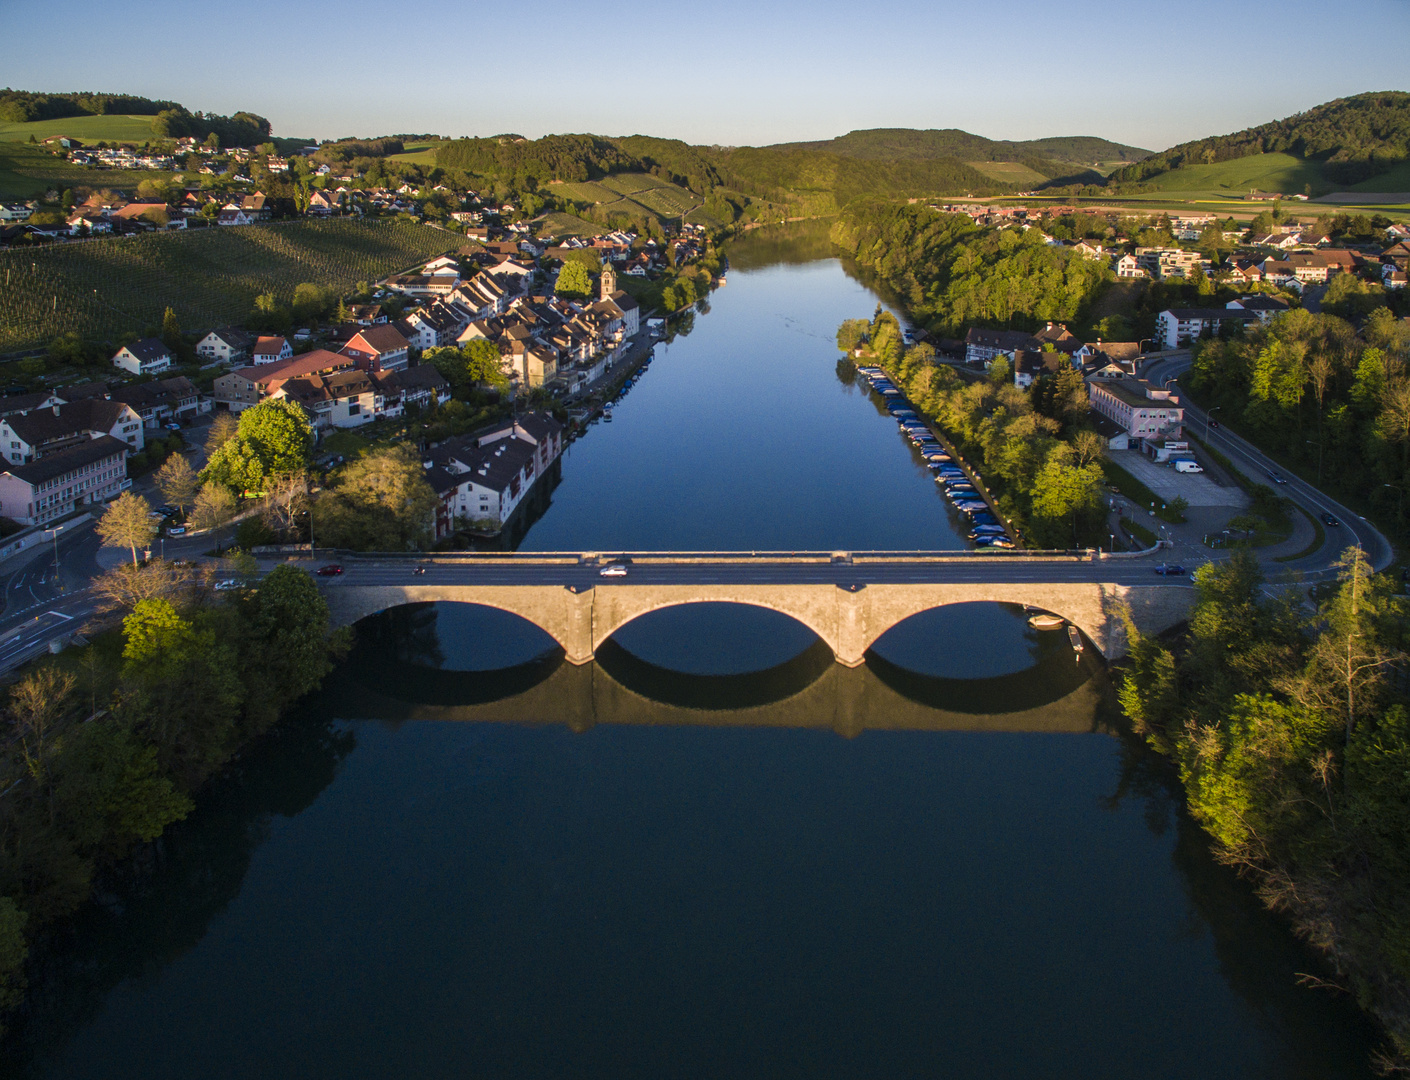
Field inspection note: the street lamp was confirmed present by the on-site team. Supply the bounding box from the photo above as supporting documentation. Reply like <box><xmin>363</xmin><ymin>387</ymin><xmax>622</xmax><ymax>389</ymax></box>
<box><xmin>1205</xmin><ymin>405</ymin><xmax>1221</xmax><ymax>442</ymax></box>
<box><xmin>44</xmin><ymin>524</ymin><xmax>64</xmax><ymax>592</ymax></box>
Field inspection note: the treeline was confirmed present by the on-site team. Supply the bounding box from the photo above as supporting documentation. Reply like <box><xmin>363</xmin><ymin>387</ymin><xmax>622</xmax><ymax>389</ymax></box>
<box><xmin>714</xmin><ymin>150</ymin><xmax>1008</xmax><ymax>209</ymax></box>
<box><xmin>0</xmin><ymin>90</ymin><xmax>181</xmax><ymax>124</ymax></box>
<box><xmin>149</xmin><ymin>107</ymin><xmax>272</xmax><ymax>148</ymax></box>
<box><xmin>840</xmin><ymin>309</ymin><xmax>1109</xmax><ymax>549</ymax></box>
<box><xmin>0</xmin><ymin>562</ymin><xmax>344</xmax><ymax>1029</ymax></box>
<box><xmin>315</xmin><ymin>138</ymin><xmax>405</xmax><ymax>162</ymax></box>
<box><xmin>1119</xmin><ymin>549</ymin><xmax>1410</xmax><ymax>1068</ymax></box>
<box><xmin>829</xmin><ymin>201</ymin><xmax>1112</xmax><ymax>336</ymax></box>
<box><xmin>1112</xmin><ymin>91</ymin><xmax>1410</xmax><ymax>187</ymax></box>
<box><xmin>1186</xmin><ymin>308</ymin><xmax>1410</xmax><ymax>541</ymax></box>
<box><xmin>436</xmin><ymin>134</ymin><xmax>639</xmax><ymax>186</ymax></box>
<box><xmin>772</xmin><ymin>127</ymin><xmax>1149</xmax><ymax>166</ymax></box>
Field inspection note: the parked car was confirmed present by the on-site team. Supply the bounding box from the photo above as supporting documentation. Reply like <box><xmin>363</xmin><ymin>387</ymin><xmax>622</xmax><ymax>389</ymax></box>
<box><xmin>1320</xmin><ymin>513</ymin><xmax>1341</xmax><ymax>527</ymax></box>
<box><xmin>214</xmin><ymin>579</ymin><xmax>242</xmax><ymax>592</ymax></box>
<box><xmin>599</xmin><ymin>563</ymin><xmax>628</xmax><ymax>577</ymax></box>
<box><xmin>316</xmin><ymin>564</ymin><xmax>344</xmax><ymax>576</ymax></box>
<box><xmin>164</xmin><ymin>422</ymin><xmax>181</xmax><ymax>431</ymax></box>
<box><xmin>166</xmin><ymin>526</ymin><xmax>186</xmax><ymax>536</ymax></box>
<box><xmin>1154</xmin><ymin>564</ymin><xmax>1187</xmax><ymax>576</ymax></box>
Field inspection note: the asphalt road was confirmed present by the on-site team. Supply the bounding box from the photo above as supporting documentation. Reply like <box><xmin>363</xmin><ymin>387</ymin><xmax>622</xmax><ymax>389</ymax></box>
<box><xmin>1141</xmin><ymin>352</ymin><xmax>1392</xmax><ymax>574</ymax></box>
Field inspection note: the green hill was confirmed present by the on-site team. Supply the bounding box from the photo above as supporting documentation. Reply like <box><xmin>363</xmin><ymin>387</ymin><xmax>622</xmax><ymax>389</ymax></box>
<box><xmin>0</xmin><ymin>113</ymin><xmax>169</xmax><ymax>144</ymax></box>
<box><xmin>0</xmin><ymin>219</ymin><xmax>455</xmax><ymax>354</ymax></box>
<box><xmin>772</xmin><ymin>127</ymin><xmax>1148</xmax><ymax>165</ymax></box>
<box><xmin>1112</xmin><ymin>91</ymin><xmax>1410</xmax><ymax>193</ymax></box>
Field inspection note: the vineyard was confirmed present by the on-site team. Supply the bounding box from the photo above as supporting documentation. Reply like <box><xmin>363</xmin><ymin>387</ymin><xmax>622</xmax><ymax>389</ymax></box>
<box><xmin>0</xmin><ymin>219</ymin><xmax>455</xmax><ymax>354</ymax></box>
<box><xmin>544</xmin><ymin>171</ymin><xmax>726</xmax><ymax>231</ymax></box>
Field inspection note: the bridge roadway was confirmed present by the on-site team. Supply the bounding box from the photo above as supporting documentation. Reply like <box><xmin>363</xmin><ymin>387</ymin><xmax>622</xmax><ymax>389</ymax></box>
<box><xmin>314</xmin><ymin>552</ymin><xmax>1202</xmax><ymax>665</ymax></box>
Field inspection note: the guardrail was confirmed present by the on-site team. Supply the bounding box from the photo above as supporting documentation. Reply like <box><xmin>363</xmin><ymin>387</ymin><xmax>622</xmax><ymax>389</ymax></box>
<box><xmin>299</xmin><ymin>548</ymin><xmax>1114</xmax><ymax>565</ymax></box>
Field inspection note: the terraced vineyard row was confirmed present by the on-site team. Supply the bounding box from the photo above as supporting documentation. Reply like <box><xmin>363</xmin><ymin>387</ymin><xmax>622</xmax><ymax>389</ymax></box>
<box><xmin>0</xmin><ymin>219</ymin><xmax>455</xmax><ymax>353</ymax></box>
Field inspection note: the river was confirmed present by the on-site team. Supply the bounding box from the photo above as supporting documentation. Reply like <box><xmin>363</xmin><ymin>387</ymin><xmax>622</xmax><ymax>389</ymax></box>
<box><xmin>3</xmin><ymin>222</ymin><xmax>1381</xmax><ymax>1078</ymax></box>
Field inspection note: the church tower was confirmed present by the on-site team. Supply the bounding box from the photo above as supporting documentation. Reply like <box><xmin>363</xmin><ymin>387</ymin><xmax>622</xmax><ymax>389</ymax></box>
<box><xmin>599</xmin><ymin>263</ymin><xmax>616</xmax><ymax>300</ymax></box>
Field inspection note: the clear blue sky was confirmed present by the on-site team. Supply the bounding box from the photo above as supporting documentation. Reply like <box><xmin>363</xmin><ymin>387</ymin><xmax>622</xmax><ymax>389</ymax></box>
<box><xmin>3</xmin><ymin>0</ymin><xmax>1407</xmax><ymax>150</ymax></box>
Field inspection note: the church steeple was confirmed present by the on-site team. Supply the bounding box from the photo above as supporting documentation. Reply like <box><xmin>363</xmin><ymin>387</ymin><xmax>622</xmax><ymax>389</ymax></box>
<box><xmin>599</xmin><ymin>262</ymin><xmax>617</xmax><ymax>300</ymax></box>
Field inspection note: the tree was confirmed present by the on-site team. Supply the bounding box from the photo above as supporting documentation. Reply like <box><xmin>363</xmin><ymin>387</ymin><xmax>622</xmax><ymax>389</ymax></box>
<box><xmin>260</xmin><ymin>471</ymin><xmax>309</xmax><ymax>537</ymax></box>
<box><xmin>1030</xmin><ymin>443</ymin><xmax>1103</xmax><ymax>545</ymax></box>
<box><xmin>161</xmin><ymin>306</ymin><xmax>181</xmax><ymax>347</ymax></box>
<box><xmin>0</xmin><ymin>898</ymin><xmax>27</xmax><ymax>1034</ymax></box>
<box><xmin>190</xmin><ymin>482</ymin><xmax>237</xmax><ymax>532</ymax></box>
<box><xmin>202</xmin><ymin>398</ymin><xmax>312</xmax><ymax>494</ymax></box>
<box><xmin>314</xmin><ymin>445</ymin><xmax>437</xmax><ymax>551</ymax></box>
<box><xmin>988</xmin><ymin>357</ymin><xmax>1011</xmax><ymax>385</ymax></box>
<box><xmin>464</xmin><ymin>338</ymin><xmax>509</xmax><ymax>388</ymax></box>
<box><xmin>837</xmin><ymin>319</ymin><xmax>870</xmax><ymax>354</ymax></box>
<box><xmin>204</xmin><ymin>412</ymin><xmax>239</xmax><ymax>456</ymax></box>
<box><xmin>555</xmin><ymin>260</ymin><xmax>592</xmax><ymax>300</ymax></box>
<box><xmin>154</xmin><ymin>453</ymin><xmax>197</xmax><ymax>513</ymax></box>
<box><xmin>91</xmin><ymin>559</ymin><xmax>212</xmax><ymax>616</ymax></box>
<box><xmin>96</xmin><ymin>492</ymin><xmax>158</xmax><ymax>566</ymax></box>
<box><xmin>7</xmin><ymin>667</ymin><xmax>76</xmax><ymax>787</ymax></box>
<box><xmin>236</xmin><ymin>565</ymin><xmax>337</xmax><ymax>731</ymax></box>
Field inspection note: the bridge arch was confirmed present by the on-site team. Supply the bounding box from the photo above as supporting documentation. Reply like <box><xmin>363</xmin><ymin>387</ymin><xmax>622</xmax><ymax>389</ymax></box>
<box><xmin>321</xmin><ymin>580</ymin><xmax>1195</xmax><ymax>665</ymax></box>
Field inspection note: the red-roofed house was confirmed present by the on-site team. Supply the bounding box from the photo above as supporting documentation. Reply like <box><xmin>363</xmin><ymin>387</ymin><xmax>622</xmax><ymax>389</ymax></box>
<box><xmin>252</xmin><ymin>336</ymin><xmax>293</xmax><ymax>365</ymax></box>
<box><xmin>339</xmin><ymin>325</ymin><xmax>410</xmax><ymax>372</ymax></box>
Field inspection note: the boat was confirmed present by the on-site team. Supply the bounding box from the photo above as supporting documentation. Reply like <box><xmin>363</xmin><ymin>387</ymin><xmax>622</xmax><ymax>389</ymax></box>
<box><xmin>603</xmin><ymin>410</ymin><xmax>613</xmax><ymax>422</ymax></box>
<box><xmin>1028</xmin><ymin>613</ymin><xmax>1065</xmax><ymax>629</ymax></box>
<box><xmin>1067</xmin><ymin>626</ymin><xmax>1084</xmax><ymax>654</ymax></box>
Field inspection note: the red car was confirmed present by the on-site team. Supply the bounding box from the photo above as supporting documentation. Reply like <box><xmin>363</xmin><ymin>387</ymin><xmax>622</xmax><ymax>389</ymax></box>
<box><xmin>316</xmin><ymin>564</ymin><xmax>344</xmax><ymax>576</ymax></box>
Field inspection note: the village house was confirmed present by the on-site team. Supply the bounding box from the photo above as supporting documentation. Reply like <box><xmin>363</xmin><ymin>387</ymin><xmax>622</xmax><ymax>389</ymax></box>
<box><xmin>1135</xmin><ymin>247</ymin><xmax>1207</xmax><ymax>279</ymax></box>
<box><xmin>964</xmin><ymin>327</ymin><xmax>1039</xmax><ymax>368</ymax></box>
<box><xmin>340</xmin><ymin>324</ymin><xmax>411</xmax><ymax>372</ymax></box>
<box><xmin>1112</xmin><ymin>253</ymin><xmax>1145</xmax><ymax>278</ymax></box>
<box><xmin>251</xmin><ymin>336</ymin><xmax>293</xmax><ymax>365</ymax></box>
<box><xmin>0</xmin><ymin>436</ymin><xmax>130</xmax><ymax>527</ymax></box>
<box><xmin>213</xmin><ymin>350</ymin><xmax>356</xmax><ymax>411</ymax></box>
<box><xmin>217</xmin><ymin>206</ymin><xmax>256</xmax><ymax>227</ymax></box>
<box><xmin>1225</xmin><ymin>295</ymin><xmax>1290</xmax><ymax>324</ymax></box>
<box><xmin>0</xmin><ymin>398</ymin><xmax>145</xmax><ymax>464</ymax></box>
<box><xmin>109</xmin><ymin>377</ymin><xmax>203</xmax><ymax>428</ymax></box>
<box><xmin>1157</xmin><ymin>307</ymin><xmax>1259</xmax><ymax>350</ymax></box>
<box><xmin>196</xmin><ymin>327</ymin><xmax>255</xmax><ymax>365</ymax></box>
<box><xmin>425</xmin><ymin>412</ymin><xmax>565</xmax><ymax>538</ymax></box>
<box><xmin>111</xmin><ymin>338</ymin><xmax>173</xmax><ymax>376</ymax></box>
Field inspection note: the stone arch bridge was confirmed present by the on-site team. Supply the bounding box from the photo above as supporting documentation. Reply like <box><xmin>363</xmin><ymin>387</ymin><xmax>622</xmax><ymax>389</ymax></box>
<box><xmin>320</xmin><ymin>570</ymin><xmax>1194</xmax><ymax>664</ymax></box>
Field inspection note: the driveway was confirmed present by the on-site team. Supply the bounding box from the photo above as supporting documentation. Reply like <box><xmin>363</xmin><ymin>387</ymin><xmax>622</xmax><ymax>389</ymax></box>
<box><xmin>1108</xmin><ymin>450</ymin><xmax>1248</xmax><ymax>509</ymax></box>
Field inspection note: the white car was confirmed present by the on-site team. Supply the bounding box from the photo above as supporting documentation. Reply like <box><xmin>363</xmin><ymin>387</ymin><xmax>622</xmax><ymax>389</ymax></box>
<box><xmin>214</xmin><ymin>579</ymin><xmax>242</xmax><ymax>591</ymax></box>
<box><xmin>599</xmin><ymin>563</ymin><xmax>628</xmax><ymax>577</ymax></box>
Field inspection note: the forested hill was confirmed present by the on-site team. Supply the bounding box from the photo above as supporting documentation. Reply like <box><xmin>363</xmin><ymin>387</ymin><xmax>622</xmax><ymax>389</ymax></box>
<box><xmin>769</xmin><ymin>128</ymin><xmax>1149</xmax><ymax>165</ymax></box>
<box><xmin>1111</xmin><ymin>91</ymin><xmax>1410</xmax><ymax>187</ymax></box>
<box><xmin>0</xmin><ymin>89</ymin><xmax>273</xmax><ymax>147</ymax></box>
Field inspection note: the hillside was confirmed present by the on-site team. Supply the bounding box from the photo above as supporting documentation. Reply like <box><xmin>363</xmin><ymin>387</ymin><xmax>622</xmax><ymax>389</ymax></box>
<box><xmin>0</xmin><ymin>219</ymin><xmax>455</xmax><ymax>354</ymax></box>
<box><xmin>771</xmin><ymin>128</ymin><xmax>1148</xmax><ymax>165</ymax></box>
<box><xmin>1111</xmin><ymin>91</ymin><xmax>1410</xmax><ymax>192</ymax></box>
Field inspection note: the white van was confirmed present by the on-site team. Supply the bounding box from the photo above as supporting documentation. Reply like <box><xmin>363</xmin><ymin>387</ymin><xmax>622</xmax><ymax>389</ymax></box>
<box><xmin>1174</xmin><ymin>459</ymin><xmax>1204</xmax><ymax>474</ymax></box>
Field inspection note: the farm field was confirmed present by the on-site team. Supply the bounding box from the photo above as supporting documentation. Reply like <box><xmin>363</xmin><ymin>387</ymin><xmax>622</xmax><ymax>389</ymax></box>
<box><xmin>535</xmin><ymin>211</ymin><xmax>601</xmax><ymax>237</ymax></box>
<box><xmin>0</xmin><ymin>142</ymin><xmax>181</xmax><ymax>200</ymax></box>
<box><xmin>0</xmin><ymin>114</ymin><xmax>164</xmax><ymax>144</ymax></box>
<box><xmin>543</xmin><ymin>172</ymin><xmax>724</xmax><ymax>233</ymax></box>
<box><xmin>387</xmin><ymin>141</ymin><xmax>443</xmax><ymax>166</ymax></box>
<box><xmin>966</xmin><ymin>160</ymin><xmax>1049</xmax><ymax>186</ymax></box>
<box><xmin>0</xmin><ymin>219</ymin><xmax>455</xmax><ymax>354</ymax></box>
<box><xmin>1132</xmin><ymin>152</ymin><xmax>1331</xmax><ymax>196</ymax></box>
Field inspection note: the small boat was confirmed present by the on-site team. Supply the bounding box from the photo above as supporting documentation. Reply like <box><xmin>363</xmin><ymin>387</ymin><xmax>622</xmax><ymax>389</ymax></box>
<box><xmin>603</xmin><ymin>410</ymin><xmax>613</xmax><ymax>422</ymax></box>
<box><xmin>1067</xmin><ymin>626</ymin><xmax>1084</xmax><ymax>654</ymax></box>
<box><xmin>1029</xmin><ymin>613</ymin><xmax>1065</xmax><ymax>630</ymax></box>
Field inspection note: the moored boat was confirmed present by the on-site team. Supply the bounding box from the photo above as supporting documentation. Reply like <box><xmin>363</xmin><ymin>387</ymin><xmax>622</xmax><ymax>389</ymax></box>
<box><xmin>1029</xmin><ymin>613</ymin><xmax>1065</xmax><ymax>630</ymax></box>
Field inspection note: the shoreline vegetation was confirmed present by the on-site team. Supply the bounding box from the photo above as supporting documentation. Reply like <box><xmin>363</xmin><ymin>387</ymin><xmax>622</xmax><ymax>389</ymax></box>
<box><xmin>835</xmin><ymin>206</ymin><xmax>1410</xmax><ymax>1071</ymax></box>
<box><xmin>0</xmin><ymin>562</ymin><xmax>348</xmax><ymax>1034</ymax></box>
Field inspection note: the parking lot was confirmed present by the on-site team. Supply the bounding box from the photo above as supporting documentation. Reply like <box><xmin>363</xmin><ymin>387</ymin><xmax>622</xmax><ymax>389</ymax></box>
<box><xmin>1108</xmin><ymin>450</ymin><xmax>1248</xmax><ymax>509</ymax></box>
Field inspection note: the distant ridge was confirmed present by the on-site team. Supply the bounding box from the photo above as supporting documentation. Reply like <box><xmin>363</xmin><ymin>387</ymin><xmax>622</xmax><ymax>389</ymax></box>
<box><xmin>766</xmin><ymin>128</ymin><xmax>1150</xmax><ymax>165</ymax></box>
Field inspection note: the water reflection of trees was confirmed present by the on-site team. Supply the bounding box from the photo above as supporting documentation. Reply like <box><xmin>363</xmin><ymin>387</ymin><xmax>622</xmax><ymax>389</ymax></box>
<box><xmin>1</xmin><ymin>712</ymin><xmax>354</xmax><ymax>1076</ymax></box>
<box><xmin>1101</xmin><ymin>723</ymin><xmax>1379</xmax><ymax>1078</ymax></box>
<box><xmin>724</xmin><ymin>220</ymin><xmax>837</xmax><ymax>270</ymax></box>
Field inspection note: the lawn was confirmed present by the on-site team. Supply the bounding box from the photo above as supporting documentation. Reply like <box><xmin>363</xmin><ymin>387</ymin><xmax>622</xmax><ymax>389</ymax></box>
<box><xmin>0</xmin><ymin>219</ymin><xmax>456</xmax><ymax>353</ymax></box>
<box><xmin>388</xmin><ymin>142</ymin><xmax>443</xmax><ymax>166</ymax></box>
<box><xmin>1134</xmin><ymin>152</ymin><xmax>1332</xmax><ymax>196</ymax></box>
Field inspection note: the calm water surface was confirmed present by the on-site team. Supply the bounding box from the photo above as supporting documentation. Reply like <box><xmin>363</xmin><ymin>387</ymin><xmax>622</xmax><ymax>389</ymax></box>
<box><xmin>6</xmin><ymin>224</ymin><xmax>1379</xmax><ymax>1078</ymax></box>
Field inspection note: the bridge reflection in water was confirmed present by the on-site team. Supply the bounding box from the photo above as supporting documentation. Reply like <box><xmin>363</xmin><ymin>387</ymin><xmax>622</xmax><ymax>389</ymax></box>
<box><xmin>329</xmin><ymin>602</ymin><xmax>1115</xmax><ymax>736</ymax></box>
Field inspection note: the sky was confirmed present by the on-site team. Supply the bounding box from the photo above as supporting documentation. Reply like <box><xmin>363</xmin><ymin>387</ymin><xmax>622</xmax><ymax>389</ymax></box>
<box><xmin>3</xmin><ymin>0</ymin><xmax>1408</xmax><ymax>151</ymax></box>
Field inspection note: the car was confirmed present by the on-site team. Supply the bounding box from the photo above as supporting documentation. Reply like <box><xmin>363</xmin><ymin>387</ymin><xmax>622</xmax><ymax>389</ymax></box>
<box><xmin>1267</xmin><ymin>471</ymin><xmax>1288</xmax><ymax>484</ymax></box>
<box><xmin>1154</xmin><ymin>564</ymin><xmax>1187</xmax><ymax>576</ymax></box>
<box><xmin>1320</xmin><ymin>513</ymin><xmax>1341</xmax><ymax>527</ymax></box>
<box><xmin>166</xmin><ymin>526</ymin><xmax>186</xmax><ymax>536</ymax></box>
<box><xmin>1208</xmin><ymin>419</ymin><xmax>1220</xmax><ymax>429</ymax></box>
<box><xmin>316</xmin><ymin>564</ymin><xmax>344</xmax><ymax>576</ymax></box>
<box><xmin>214</xmin><ymin>579</ymin><xmax>242</xmax><ymax>591</ymax></box>
<box><xmin>599</xmin><ymin>563</ymin><xmax>628</xmax><ymax>577</ymax></box>
<box><xmin>164</xmin><ymin>422</ymin><xmax>181</xmax><ymax>431</ymax></box>
<box><xmin>157</xmin><ymin>504</ymin><xmax>177</xmax><ymax>516</ymax></box>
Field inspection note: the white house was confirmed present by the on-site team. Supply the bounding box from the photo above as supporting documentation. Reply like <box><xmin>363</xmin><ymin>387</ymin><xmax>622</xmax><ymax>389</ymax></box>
<box><xmin>251</xmin><ymin>336</ymin><xmax>293</xmax><ymax>365</ymax></box>
<box><xmin>112</xmin><ymin>338</ymin><xmax>173</xmax><ymax>376</ymax></box>
<box><xmin>196</xmin><ymin>328</ymin><xmax>254</xmax><ymax>365</ymax></box>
